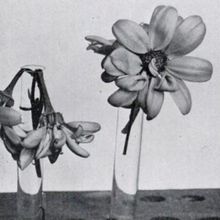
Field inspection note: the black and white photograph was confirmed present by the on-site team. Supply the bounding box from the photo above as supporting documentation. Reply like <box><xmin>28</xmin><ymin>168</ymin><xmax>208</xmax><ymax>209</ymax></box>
<box><xmin>0</xmin><ymin>0</ymin><xmax>218</xmax><ymax>219</ymax></box>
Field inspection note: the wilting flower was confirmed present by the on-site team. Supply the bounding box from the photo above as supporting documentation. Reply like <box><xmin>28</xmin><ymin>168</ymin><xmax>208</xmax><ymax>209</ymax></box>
<box><xmin>86</xmin><ymin>6</ymin><xmax>213</xmax><ymax>120</ymax></box>
<box><xmin>18</xmin><ymin>112</ymin><xmax>100</xmax><ymax>169</ymax></box>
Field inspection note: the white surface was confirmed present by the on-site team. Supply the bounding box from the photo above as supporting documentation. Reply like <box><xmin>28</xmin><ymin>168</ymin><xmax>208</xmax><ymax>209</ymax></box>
<box><xmin>0</xmin><ymin>0</ymin><xmax>219</xmax><ymax>192</ymax></box>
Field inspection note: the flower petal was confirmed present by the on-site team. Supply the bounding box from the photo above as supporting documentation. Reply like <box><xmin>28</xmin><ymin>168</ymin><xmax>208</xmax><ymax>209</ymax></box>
<box><xmin>151</xmin><ymin>5</ymin><xmax>166</xmax><ymax>17</ymax></box>
<box><xmin>166</xmin><ymin>16</ymin><xmax>206</xmax><ymax>56</ymax></box>
<box><xmin>140</xmin><ymin>23</ymin><xmax>149</xmax><ymax>34</ymax></box>
<box><xmin>110</xmin><ymin>47</ymin><xmax>142</xmax><ymax>75</ymax></box>
<box><xmin>101</xmin><ymin>71</ymin><xmax>117</xmax><ymax>83</ymax></box>
<box><xmin>108</xmin><ymin>89</ymin><xmax>137</xmax><ymax>107</ymax></box>
<box><xmin>137</xmin><ymin>77</ymin><xmax>149</xmax><ymax>110</ymax></box>
<box><xmin>167</xmin><ymin>56</ymin><xmax>213</xmax><ymax>82</ymax></box>
<box><xmin>177</xmin><ymin>16</ymin><xmax>183</xmax><ymax>26</ymax></box>
<box><xmin>0</xmin><ymin>107</ymin><xmax>21</xmax><ymax>126</ymax></box>
<box><xmin>112</xmin><ymin>19</ymin><xmax>149</xmax><ymax>54</ymax></box>
<box><xmin>155</xmin><ymin>74</ymin><xmax>178</xmax><ymax>92</ymax></box>
<box><xmin>146</xmin><ymin>78</ymin><xmax>164</xmax><ymax>120</ymax></box>
<box><xmin>67</xmin><ymin>121</ymin><xmax>101</xmax><ymax>134</ymax></box>
<box><xmin>170</xmin><ymin>79</ymin><xmax>192</xmax><ymax>115</ymax></box>
<box><xmin>77</xmin><ymin>134</ymin><xmax>95</xmax><ymax>143</ymax></box>
<box><xmin>115</xmin><ymin>75</ymin><xmax>147</xmax><ymax>91</ymax></box>
<box><xmin>149</xmin><ymin>6</ymin><xmax>178</xmax><ymax>50</ymax></box>
<box><xmin>18</xmin><ymin>148</ymin><xmax>35</xmax><ymax>170</ymax></box>
<box><xmin>103</xmin><ymin>56</ymin><xmax>124</xmax><ymax>76</ymax></box>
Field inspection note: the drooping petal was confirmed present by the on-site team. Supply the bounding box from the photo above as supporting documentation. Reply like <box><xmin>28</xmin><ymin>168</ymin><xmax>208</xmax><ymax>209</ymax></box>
<box><xmin>166</xmin><ymin>16</ymin><xmax>206</xmax><ymax>56</ymax></box>
<box><xmin>3</xmin><ymin>126</ymin><xmax>21</xmax><ymax>146</ymax></box>
<box><xmin>108</xmin><ymin>89</ymin><xmax>137</xmax><ymax>107</ymax></box>
<box><xmin>85</xmin><ymin>35</ymin><xmax>113</xmax><ymax>45</ymax></box>
<box><xmin>137</xmin><ymin>77</ymin><xmax>149</xmax><ymax>110</ymax></box>
<box><xmin>111</xmin><ymin>47</ymin><xmax>142</xmax><ymax>75</ymax></box>
<box><xmin>0</xmin><ymin>107</ymin><xmax>21</xmax><ymax>126</ymax></box>
<box><xmin>167</xmin><ymin>56</ymin><xmax>213</xmax><ymax>82</ymax></box>
<box><xmin>155</xmin><ymin>74</ymin><xmax>178</xmax><ymax>92</ymax></box>
<box><xmin>77</xmin><ymin>134</ymin><xmax>95</xmax><ymax>144</ymax></box>
<box><xmin>63</xmin><ymin>130</ymin><xmax>90</xmax><ymax>158</ymax></box>
<box><xmin>103</xmin><ymin>56</ymin><xmax>124</xmax><ymax>76</ymax></box>
<box><xmin>101</xmin><ymin>71</ymin><xmax>117</xmax><ymax>83</ymax></box>
<box><xmin>18</xmin><ymin>148</ymin><xmax>35</xmax><ymax>170</ymax></box>
<box><xmin>149</xmin><ymin>6</ymin><xmax>178</xmax><ymax>50</ymax></box>
<box><xmin>146</xmin><ymin>78</ymin><xmax>164</xmax><ymax>120</ymax></box>
<box><xmin>67</xmin><ymin>121</ymin><xmax>101</xmax><ymax>134</ymax></box>
<box><xmin>170</xmin><ymin>79</ymin><xmax>192</xmax><ymax>115</ymax></box>
<box><xmin>22</xmin><ymin>126</ymin><xmax>46</xmax><ymax>149</ymax></box>
<box><xmin>115</xmin><ymin>75</ymin><xmax>147</xmax><ymax>91</ymax></box>
<box><xmin>112</xmin><ymin>19</ymin><xmax>149</xmax><ymax>54</ymax></box>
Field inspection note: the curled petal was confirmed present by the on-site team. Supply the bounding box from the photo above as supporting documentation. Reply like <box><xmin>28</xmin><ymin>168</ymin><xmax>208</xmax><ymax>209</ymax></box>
<box><xmin>85</xmin><ymin>35</ymin><xmax>115</xmax><ymax>55</ymax></box>
<box><xmin>74</xmin><ymin>125</ymin><xmax>84</xmax><ymax>137</ymax></box>
<box><xmin>103</xmin><ymin>56</ymin><xmax>124</xmax><ymax>76</ymax></box>
<box><xmin>77</xmin><ymin>134</ymin><xmax>95</xmax><ymax>144</ymax></box>
<box><xmin>167</xmin><ymin>56</ymin><xmax>213</xmax><ymax>82</ymax></box>
<box><xmin>170</xmin><ymin>79</ymin><xmax>192</xmax><ymax>115</ymax></box>
<box><xmin>111</xmin><ymin>47</ymin><xmax>142</xmax><ymax>75</ymax></box>
<box><xmin>146</xmin><ymin>78</ymin><xmax>164</xmax><ymax>120</ymax></box>
<box><xmin>36</xmin><ymin>129</ymin><xmax>52</xmax><ymax>159</ymax></box>
<box><xmin>67</xmin><ymin>121</ymin><xmax>101</xmax><ymax>134</ymax></box>
<box><xmin>112</xmin><ymin>19</ymin><xmax>149</xmax><ymax>54</ymax></box>
<box><xmin>3</xmin><ymin>126</ymin><xmax>21</xmax><ymax>146</ymax></box>
<box><xmin>115</xmin><ymin>75</ymin><xmax>147</xmax><ymax>91</ymax></box>
<box><xmin>155</xmin><ymin>74</ymin><xmax>178</xmax><ymax>92</ymax></box>
<box><xmin>2</xmin><ymin>132</ymin><xmax>21</xmax><ymax>156</ymax></box>
<box><xmin>53</xmin><ymin>128</ymin><xmax>66</xmax><ymax>149</ymax></box>
<box><xmin>13</xmin><ymin>125</ymin><xmax>27</xmax><ymax>138</ymax></box>
<box><xmin>22</xmin><ymin>126</ymin><xmax>46</xmax><ymax>149</ymax></box>
<box><xmin>18</xmin><ymin>148</ymin><xmax>35</xmax><ymax>170</ymax></box>
<box><xmin>85</xmin><ymin>35</ymin><xmax>113</xmax><ymax>45</ymax></box>
<box><xmin>166</xmin><ymin>16</ymin><xmax>206</xmax><ymax>56</ymax></box>
<box><xmin>0</xmin><ymin>107</ymin><xmax>21</xmax><ymax>126</ymax></box>
<box><xmin>63</xmin><ymin>129</ymin><xmax>90</xmax><ymax>158</ymax></box>
<box><xmin>108</xmin><ymin>89</ymin><xmax>137</xmax><ymax>107</ymax></box>
<box><xmin>149</xmin><ymin>6</ymin><xmax>178</xmax><ymax>50</ymax></box>
<box><xmin>101</xmin><ymin>71</ymin><xmax>117</xmax><ymax>83</ymax></box>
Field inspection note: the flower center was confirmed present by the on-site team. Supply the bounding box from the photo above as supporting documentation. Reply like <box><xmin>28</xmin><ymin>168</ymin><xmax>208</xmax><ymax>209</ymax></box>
<box><xmin>140</xmin><ymin>50</ymin><xmax>167</xmax><ymax>73</ymax></box>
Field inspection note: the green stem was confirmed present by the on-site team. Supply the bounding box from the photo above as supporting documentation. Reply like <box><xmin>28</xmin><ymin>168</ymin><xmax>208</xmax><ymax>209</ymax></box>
<box><xmin>122</xmin><ymin>103</ymin><xmax>140</xmax><ymax>155</ymax></box>
<box><xmin>4</xmin><ymin>68</ymin><xmax>26</xmax><ymax>95</ymax></box>
<box><xmin>35</xmin><ymin>69</ymin><xmax>54</xmax><ymax>114</ymax></box>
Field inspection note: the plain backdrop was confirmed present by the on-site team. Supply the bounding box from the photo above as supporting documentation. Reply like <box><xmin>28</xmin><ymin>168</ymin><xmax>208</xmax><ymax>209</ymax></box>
<box><xmin>0</xmin><ymin>0</ymin><xmax>219</xmax><ymax>192</ymax></box>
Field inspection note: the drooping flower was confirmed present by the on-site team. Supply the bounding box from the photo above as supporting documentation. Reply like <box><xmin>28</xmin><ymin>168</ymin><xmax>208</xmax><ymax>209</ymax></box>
<box><xmin>86</xmin><ymin>6</ymin><xmax>213</xmax><ymax>120</ymax></box>
<box><xmin>0</xmin><ymin>67</ymin><xmax>101</xmax><ymax>170</ymax></box>
<box><xmin>19</xmin><ymin>111</ymin><xmax>101</xmax><ymax>169</ymax></box>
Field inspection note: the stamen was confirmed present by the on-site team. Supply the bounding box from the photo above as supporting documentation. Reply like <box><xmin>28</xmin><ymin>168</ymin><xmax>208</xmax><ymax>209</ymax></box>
<box><xmin>140</xmin><ymin>50</ymin><xmax>167</xmax><ymax>74</ymax></box>
<box><xmin>148</xmin><ymin>59</ymin><xmax>161</xmax><ymax>78</ymax></box>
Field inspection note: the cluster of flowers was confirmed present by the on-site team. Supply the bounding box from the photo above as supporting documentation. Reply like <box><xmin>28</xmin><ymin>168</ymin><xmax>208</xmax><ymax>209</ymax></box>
<box><xmin>86</xmin><ymin>5</ymin><xmax>213</xmax><ymax>120</ymax></box>
<box><xmin>0</xmin><ymin>68</ymin><xmax>100</xmax><ymax>170</ymax></box>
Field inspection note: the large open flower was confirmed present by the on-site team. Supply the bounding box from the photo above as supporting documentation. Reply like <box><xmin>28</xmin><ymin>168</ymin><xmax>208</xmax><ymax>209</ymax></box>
<box><xmin>98</xmin><ymin>6</ymin><xmax>212</xmax><ymax>119</ymax></box>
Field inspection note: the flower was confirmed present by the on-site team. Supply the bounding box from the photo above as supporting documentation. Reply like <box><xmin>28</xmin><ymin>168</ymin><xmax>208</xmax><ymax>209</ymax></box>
<box><xmin>86</xmin><ymin>6</ymin><xmax>213</xmax><ymax>120</ymax></box>
<box><xmin>19</xmin><ymin>112</ymin><xmax>101</xmax><ymax>169</ymax></box>
<box><xmin>0</xmin><ymin>67</ymin><xmax>101</xmax><ymax>170</ymax></box>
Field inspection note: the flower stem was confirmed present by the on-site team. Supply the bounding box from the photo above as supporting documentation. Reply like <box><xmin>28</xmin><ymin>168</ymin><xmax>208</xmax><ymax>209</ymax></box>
<box><xmin>123</xmin><ymin>103</ymin><xmax>140</xmax><ymax>155</ymax></box>
<box><xmin>35</xmin><ymin>69</ymin><xmax>54</xmax><ymax>114</ymax></box>
<box><xmin>4</xmin><ymin>68</ymin><xmax>26</xmax><ymax>95</ymax></box>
